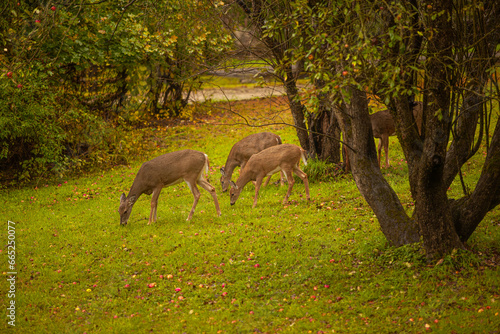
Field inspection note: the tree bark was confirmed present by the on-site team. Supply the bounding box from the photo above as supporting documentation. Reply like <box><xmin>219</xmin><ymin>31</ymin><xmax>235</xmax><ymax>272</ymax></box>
<box><xmin>283</xmin><ymin>73</ymin><xmax>311</xmax><ymax>152</ymax></box>
<box><xmin>307</xmin><ymin>105</ymin><xmax>341</xmax><ymax>163</ymax></box>
<box><xmin>451</xmin><ymin>119</ymin><xmax>500</xmax><ymax>241</ymax></box>
<box><xmin>406</xmin><ymin>0</ymin><xmax>465</xmax><ymax>258</ymax></box>
<box><xmin>307</xmin><ymin>81</ymin><xmax>341</xmax><ymax>162</ymax></box>
<box><xmin>442</xmin><ymin>94</ymin><xmax>482</xmax><ymax>188</ymax></box>
<box><xmin>335</xmin><ymin>87</ymin><xmax>420</xmax><ymax>246</ymax></box>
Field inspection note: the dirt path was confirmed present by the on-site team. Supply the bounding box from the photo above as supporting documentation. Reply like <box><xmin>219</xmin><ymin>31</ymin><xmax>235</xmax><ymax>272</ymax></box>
<box><xmin>187</xmin><ymin>85</ymin><xmax>288</xmax><ymax>103</ymax></box>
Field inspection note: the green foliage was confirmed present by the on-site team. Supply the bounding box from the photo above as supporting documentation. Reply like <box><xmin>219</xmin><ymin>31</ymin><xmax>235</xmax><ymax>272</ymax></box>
<box><xmin>303</xmin><ymin>157</ymin><xmax>345</xmax><ymax>182</ymax></box>
<box><xmin>0</xmin><ymin>0</ymin><xmax>234</xmax><ymax>181</ymax></box>
<box><xmin>0</xmin><ymin>66</ymin><xmax>65</xmax><ymax>180</ymax></box>
<box><xmin>0</xmin><ymin>64</ymin><xmax>121</xmax><ymax>181</ymax></box>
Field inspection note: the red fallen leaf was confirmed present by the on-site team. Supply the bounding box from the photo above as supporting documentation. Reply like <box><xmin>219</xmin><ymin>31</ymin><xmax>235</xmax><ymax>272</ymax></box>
<box><xmin>254</xmin><ymin>264</ymin><xmax>260</xmax><ymax>268</ymax></box>
<box><xmin>124</xmin><ymin>284</ymin><xmax>130</xmax><ymax>288</ymax></box>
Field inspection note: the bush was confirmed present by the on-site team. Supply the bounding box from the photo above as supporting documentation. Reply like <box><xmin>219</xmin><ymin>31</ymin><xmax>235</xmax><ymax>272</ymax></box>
<box><xmin>0</xmin><ymin>66</ymin><xmax>113</xmax><ymax>182</ymax></box>
<box><xmin>0</xmin><ymin>68</ymin><xmax>65</xmax><ymax>180</ymax></box>
<box><xmin>303</xmin><ymin>157</ymin><xmax>345</xmax><ymax>182</ymax></box>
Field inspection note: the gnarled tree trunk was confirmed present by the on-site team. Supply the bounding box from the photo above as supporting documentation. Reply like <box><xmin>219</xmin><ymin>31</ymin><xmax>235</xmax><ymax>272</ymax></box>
<box><xmin>335</xmin><ymin>87</ymin><xmax>420</xmax><ymax>246</ymax></box>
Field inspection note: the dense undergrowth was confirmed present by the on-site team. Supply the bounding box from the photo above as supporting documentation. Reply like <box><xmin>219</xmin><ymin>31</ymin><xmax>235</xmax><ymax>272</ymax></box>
<box><xmin>1</xmin><ymin>96</ymin><xmax>499</xmax><ymax>333</ymax></box>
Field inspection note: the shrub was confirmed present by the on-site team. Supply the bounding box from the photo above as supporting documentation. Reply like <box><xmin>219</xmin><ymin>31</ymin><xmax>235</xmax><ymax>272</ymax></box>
<box><xmin>0</xmin><ymin>68</ymin><xmax>66</xmax><ymax>180</ymax></box>
<box><xmin>303</xmin><ymin>157</ymin><xmax>344</xmax><ymax>182</ymax></box>
<box><xmin>0</xmin><ymin>66</ymin><xmax>112</xmax><ymax>182</ymax></box>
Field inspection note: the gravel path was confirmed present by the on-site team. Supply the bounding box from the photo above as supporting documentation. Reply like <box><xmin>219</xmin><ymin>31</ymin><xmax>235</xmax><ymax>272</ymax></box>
<box><xmin>187</xmin><ymin>85</ymin><xmax>287</xmax><ymax>103</ymax></box>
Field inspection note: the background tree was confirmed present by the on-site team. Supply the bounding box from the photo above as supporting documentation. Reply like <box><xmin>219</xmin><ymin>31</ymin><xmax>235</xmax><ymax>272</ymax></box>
<box><xmin>225</xmin><ymin>0</ymin><xmax>342</xmax><ymax>163</ymax></box>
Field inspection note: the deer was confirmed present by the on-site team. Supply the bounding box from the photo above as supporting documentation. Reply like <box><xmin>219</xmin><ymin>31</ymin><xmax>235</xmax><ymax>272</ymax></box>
<box><xmin>229</xmin><ymin>144</ymin><xmax>310</xmax><ymax>208</ymax></box>
<box><xmin>220</xmin><ymin>132</ymin><xmax>284</xmax><ymax>192</ymax></box>
<box><xmin>119</xmin><ymin>149</ymin><xmax>221</xmax><ymax>225</ymax></box>
<box><xmin>370</xmin><ymin>101</ymin><xmax>423</xmax><ymax>167</ymax></box>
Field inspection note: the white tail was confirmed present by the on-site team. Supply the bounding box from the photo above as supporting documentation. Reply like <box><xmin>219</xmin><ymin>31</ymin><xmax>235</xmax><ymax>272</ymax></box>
<box><xmin>220</xmin><ymin>132</ymin><xmax>283</xmax><ymax>192</ymax></box>
<box><xmin>118</xmin><ymin>149</ymin><xmax>221</xmax><ymax>225</ymax></box>
<box><xmin>300</xmin><ymin>150</ymin><xmax>308</xmax><ymax>167</ymax></box>
<box><xmin>229</xmin><ymin>144</ymin><xmax>310</xmax><ymax>208</ymax></box>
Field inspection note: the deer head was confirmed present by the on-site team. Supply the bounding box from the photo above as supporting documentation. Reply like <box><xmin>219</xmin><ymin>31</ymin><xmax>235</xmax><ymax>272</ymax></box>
<box><xmin>118</xmin><ymin>193</ymin><xmax>136</xmax><ymax>225</ymax></box>
<box><xmin>219</xmin><ymin>167</ymin><xmax>229</xmax><ymax>192</ymax></box>
<box><xmin>228</xmin><ymin>181</ymin><xmax>241</xmax><ymax>206</ymax></box>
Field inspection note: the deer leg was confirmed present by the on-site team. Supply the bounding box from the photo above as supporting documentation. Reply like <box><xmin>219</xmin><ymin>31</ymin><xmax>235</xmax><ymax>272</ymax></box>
<box><xmin>377</xmin><ymin>138</ymin><xmax>383</xmax><ymax>168</ymax></box>
<box><xmin>149</xmin><ymin>187</ymin><xmax>162</xmax><ymax>224</ymax></box>
<box><xmin>263</xmin><ymin>175</ymin><xmax>272</xmax><ymax>187</ymax></box>
<box><xmin>280</xmin><ymin>171</ymin><xmax>285</xmax><ymax>186</ymax></box>
<box><xmin>185</xmin><ymin>181</ymin><xmax>201</xmax><ymax>221</ymax></box>
<box><xmin>252</xmin><ymin>176</ymin><xmax>265</xmax><ymax>208</ymax></box>
<box><xmin>197</xmin><ymin>178</ymin><xmax>222</xmax><ymax>217</ymax></box>
<box><xmin>282</xmin><ymin>169</ymin><xmax>295</xmax><ymax>204</ymax></box>
<box><xmin>382</xmin><ymin>135</ymin><xmax>390</xmax><ymax>167</ymax></box>
<box><xmin>293</xmin><ymin>165</ymin><xmax>310</xmax><ymax>200</ymax></box>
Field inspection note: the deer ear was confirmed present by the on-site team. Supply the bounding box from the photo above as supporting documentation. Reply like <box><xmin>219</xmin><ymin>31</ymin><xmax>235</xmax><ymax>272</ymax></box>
<box><xmin>229</xmin><ymin>181</ymin><xmax>237</xmax><ymax>189</ymax></box>
<box><xmin>128</xmin><ymin>195</ymin><xmax>136</xmax><ymax>205</ymax></box>
<box><xmin>120</xmin><ymin>193</ymin><xmax>126</xmax><ymax>203</ymax></box>
<box><xmin>220</xmin><ymin>167</ymin><xmax>225</xmax><ymax>176</ymax></box>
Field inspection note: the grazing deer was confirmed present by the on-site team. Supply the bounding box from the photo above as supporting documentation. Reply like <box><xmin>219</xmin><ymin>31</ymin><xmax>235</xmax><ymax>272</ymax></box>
<box><xmin>229</xmin><ymin>144</ymin><xmax>310</xmax><ymax>208</ymax></box>
<box><xmin>220</xmin><ymin>132</ymin><xmax>283</xmax><ymax>192</ymax></box>
<box><xmin>370</xmin><ymin>102</ymin><xmax>423</xmax><ymax>167</ymax></box>
<box><xmin>370</xmin><ymin>109</ymin><xmax>395</xmax><ymax>168</ymax></box>
<box><xmin>119</xmin><ymin>150</ymin><xmax>221</xmax><ymax>225</ymax></box>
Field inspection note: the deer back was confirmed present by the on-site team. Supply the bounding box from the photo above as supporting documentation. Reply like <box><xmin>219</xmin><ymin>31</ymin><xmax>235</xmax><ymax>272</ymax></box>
<box><xmin>242</xmin><ymin>144</ymin><xmax>302</xmax><ymax>178</ymax></box>
<box><xmin>412</xmin><ymin>101</ymin><xmax>423</xmax><ymax>135</ymax></box>
<box><xmin>370</xmin><ymin>110</ymin><xmax>395</xmax><ymax>138</ymax></box>
<box><xmin>226</xmin><ymin>132</ymin><xmax>282</xmax><ymax>165</ymax></box>
<box><xmin>132</xmin><ymin>150</ymin><xmax>206</xmax><ymax>194</ymax></box>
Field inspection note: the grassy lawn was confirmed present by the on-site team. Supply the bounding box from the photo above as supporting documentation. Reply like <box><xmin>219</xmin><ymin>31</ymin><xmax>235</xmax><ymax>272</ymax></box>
<box><xmin>1</xmin><ymin>97</ymin><xmax>499</xmax><ymax>333</ymax></box>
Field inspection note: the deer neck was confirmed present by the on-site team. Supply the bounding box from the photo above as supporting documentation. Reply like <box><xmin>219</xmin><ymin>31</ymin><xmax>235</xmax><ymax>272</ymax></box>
<box><xmin>235</xmin><ymin>169</ymin><xmax>255</xmax><ymax>189</ymax></box>
<box><xmin>127</xmin><ymin>180</ymin><xmax>146</xmax><ymax>202</ymax></box>
<box><xmin>223</xmin><ymin>156</ymin><xmax>241</xmax><ymax>179</ymax></box>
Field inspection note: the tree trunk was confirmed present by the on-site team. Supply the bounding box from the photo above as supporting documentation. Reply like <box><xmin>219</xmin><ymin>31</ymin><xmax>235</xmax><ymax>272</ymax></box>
<box><xmin>283</xmin><ymin>73</ymin><xmax>310</xmax><ymax>152</ymax></box>
<box><xmin>335</xmin><ymin>87</ymin><xmax>420</xmax><ymax>246</ymax></box>
<box><xmin>235</xmin><ymin>0</ymin><xmax>343</xmax><ymax>161</ymax></box>
<box><xmin>401</xmin><ymin>0</ymin><xmax>465</xmax><ymax>258</ymax></box>
<box><xmin>442</xmin><ymin>94</ymin><xmax>482</xmax><ymax>188</ymax></box>
<box><xmin>307</xmin><ymin>81</ymin><xmax>341</xmax><ymax>163</ymax></box>
<box><xmin>451</xmin><ymin>118</ymin><xmax>500</xmax><ymax>241</ymax></box>
<box><xmin>307</xmin><ymin>106</ymin><xmax>341</xmax><ymax>163</ymax></box>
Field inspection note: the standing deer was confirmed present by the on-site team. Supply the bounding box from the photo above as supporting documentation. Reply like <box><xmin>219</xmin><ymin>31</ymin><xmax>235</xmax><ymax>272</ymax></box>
<box><xmin>370</xmin><ymin>102</ymin><xmax>423</xmax><ymax>167</ymax></box>
<box><xmin>229</xmin><ymin>144</ymin><xmax>310</xmax><ymax>208</ymax></box>
<box><xmin>220</xmin><ymin>132</ymin><xmax>283</xmax><ymax>192</ymax></box>
<box><xmin>119</xmin><ymin>150</ymin><xmax>221</xmax><ymax>225</ymax></box>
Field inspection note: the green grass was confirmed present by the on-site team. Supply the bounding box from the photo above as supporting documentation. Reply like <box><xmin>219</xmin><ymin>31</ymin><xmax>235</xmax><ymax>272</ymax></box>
<box><xmin>1</xmin><ymin>97</ymin><xmax>499</xmax><ymax>333</ymax></box>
